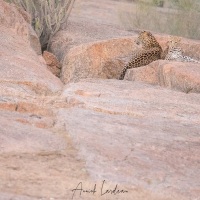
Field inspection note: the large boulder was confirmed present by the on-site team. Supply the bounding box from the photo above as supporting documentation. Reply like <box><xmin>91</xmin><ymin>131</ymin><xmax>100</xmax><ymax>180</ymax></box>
<box><xmin>1</xmin><ymin>77</ymin><xmax>199</xmax><ymax>199</ymax></box>
<box><xmin>125</xmin><ymin>60</ymin><xmax>200</xmax><ymax>93</ymax></box>
<box><xmin>59</xmin><ymin>78</ymin><xmax>200</xmax><ymax>200</ymax></box>
<box><xmin>0</xmin><ymin>0</ymin><xmax>41</xmax><ymax>55</ymax></box>
<box><xmin>60</xmin><ymin>37</ymin><xmax>137</xmax><ymax>83</ymax></box>
<box><xmin>0</xmin><ymin>0</ymin><xmax>63</xmax><ymax>95</ymax></box>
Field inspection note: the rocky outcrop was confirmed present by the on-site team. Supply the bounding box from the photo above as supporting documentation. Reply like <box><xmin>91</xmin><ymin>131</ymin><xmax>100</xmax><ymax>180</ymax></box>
<box><xmin>57</xmin><ymin>34</ymin><xmax>200</xmax><ymax>92</ymax></box>
<box><xmin>125</xmin><ymin>60</ymin><xmax>200</xmax><ymax>93</ymax></box>
<box><xmin>50</xmin><ymin>12</ymin><xmax>200</xmax><ymax>88</ymax></box>
<box><xmin>0</xmin><ymin>0</ymin><xmax>63</xmax><ymax>95</ymax></box>
<box><xmin>0</xmin><ymin>0</ymin><xmax>200</xmax><ymax>199</ymax></box>
<box><xmin>60</xmin><ymin>37</ymin><xmax>137</xmax><ymax>83</ymax></box>
<box><xmin>59</xmin><ymin>78</ymin><xmax>200</xmax><ymax>200</ymax></box>
<box><xmin>1</xmin><ymin>77</ymin><xmax>200</xmax><ymax>199</ymax></box>
<box><xmin>0</xmin><ymin>0</ymin><xmax>41</xmax><ymax>55</ymax></box>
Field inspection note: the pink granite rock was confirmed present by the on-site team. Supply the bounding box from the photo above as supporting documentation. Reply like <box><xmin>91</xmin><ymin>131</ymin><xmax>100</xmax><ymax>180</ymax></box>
<box><xmin>0</xmin><ymin>0</ymin><xmax>63</xmax><ymax>95</ymax></box>
<box><xmin>125</xmin><ymin>60</ymin><xmax>200</xmax><ymax>93</ymax></box>
<box><xmin>60</xmin><ymin>78</ymin><xmax>200</xmax><ymax>200</ymax></box>
<box><xmin>0</xmin><ymin>0</ymin><xmax>200</xmax><ymax>199</ymax></box>
<box><xmin>43</xmin><ymin>51</ymin><xmax>61</xmax><ymax>78</ymax></box>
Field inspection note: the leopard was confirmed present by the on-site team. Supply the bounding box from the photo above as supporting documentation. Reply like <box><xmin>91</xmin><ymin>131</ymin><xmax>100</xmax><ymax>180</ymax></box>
<box><xmin>119</xmin><ymin>31</ymin><xmax>163</xmax><ymax>80</ymax></box>
<box><xmin>164</xmin><ymin>36</ymin><xmax>200</xmax><ymax>64</ymax></box>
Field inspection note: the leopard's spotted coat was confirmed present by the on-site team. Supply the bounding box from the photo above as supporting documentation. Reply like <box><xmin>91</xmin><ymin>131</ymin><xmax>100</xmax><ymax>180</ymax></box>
<box><xmin>119</xmin><ymin>31</ymin><xmax>162</xmax><ymax>80</ymax></box>
<box><xmin>164</xmin><ymin>36</ymin><xmax>200</xmax><ymax>64</ymax></box>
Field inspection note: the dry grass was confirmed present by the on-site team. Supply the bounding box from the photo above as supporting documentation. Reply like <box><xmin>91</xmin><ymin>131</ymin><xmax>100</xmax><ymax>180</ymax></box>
<box><xmin>118</xmin><ymin>0</ymin><xmax>200</xmax><ymax>40</ymax></box>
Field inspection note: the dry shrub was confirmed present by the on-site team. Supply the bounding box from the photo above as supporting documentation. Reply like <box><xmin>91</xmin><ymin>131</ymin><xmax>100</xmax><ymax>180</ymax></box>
<box><xmin>5</xmin><ymin>0</ymin><xmax>76</xmax><ymax>50</ymax></box>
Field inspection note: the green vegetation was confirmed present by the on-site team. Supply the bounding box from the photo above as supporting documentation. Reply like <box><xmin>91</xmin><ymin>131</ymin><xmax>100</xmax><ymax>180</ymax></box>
<box><xmin>119</xmin><ymin>0</ymin><xmax>200</xmax><ymax>40</ymax></box>
<box><xmin>6</xmin><ymin>0</ymin><xmax>76</xmax><ymax>50</ymax></box>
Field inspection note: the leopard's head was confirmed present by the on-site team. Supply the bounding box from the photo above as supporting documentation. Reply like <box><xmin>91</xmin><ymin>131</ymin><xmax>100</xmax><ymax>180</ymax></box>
<box><xmin>135</xmin><ymin>31</ymin><xmax>161</xmax><ymax>49</ymax></box>
<box><xmin>167</xmin><ymin>36</ymin><xmax>181</xmax><ymax>49</ymax></box>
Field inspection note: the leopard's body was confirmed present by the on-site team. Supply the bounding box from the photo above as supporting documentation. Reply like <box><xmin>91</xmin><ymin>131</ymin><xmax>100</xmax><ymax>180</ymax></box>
<box><xmin>119</xmin><ymin>31</ymin><xmax>162</xmax><ymax>80</ymax></box>
<box><xmin>165</xmin><ymin>36</ymin><xmax>200</xmax><ymax>64</ymax></box>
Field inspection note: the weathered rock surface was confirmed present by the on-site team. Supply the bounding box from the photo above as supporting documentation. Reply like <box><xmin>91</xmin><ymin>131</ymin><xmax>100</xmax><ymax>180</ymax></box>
<box><xmin>59</xmin><ymin>79</ymin><xmax>200</xmax><ymax>200</ymax></box>
<box><xmin>60</xmin><ymin>37</ymin><xmax>137</xmax><ymax>83</ymax></box>
<box><xmin>0</xmin><ymin>0</ymin><xmax>200</xmax><ymax>200</ymax></box>
<box><xmin>0</xmin><ymin>0</ymin><xmax>63</xmax><ymax>95</ymax></box>
<box><xmin>0</xmin><ymin>111</ymin><xmax>65</xmax><ymax>153</ymax></box>
<box><xmin>43</xmin><ymin>51</ymin><xmax>61</xmax><ymax>78</ymax></box>
<box><xmin>1</xmin><ymin>77</ymin><xmax>200</xmax><ymax>199</ymax></box>
<box><xmin>125</xmin><ymin>60</ymin><xmax>200</xmax><ymax>93</ymax></box>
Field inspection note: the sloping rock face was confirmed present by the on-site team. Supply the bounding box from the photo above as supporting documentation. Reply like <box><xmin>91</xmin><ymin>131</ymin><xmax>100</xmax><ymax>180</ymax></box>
<box><xmin>0</xmin><ymin>1</ymin><xmax>41</xmax><ymax>55</ymax></box>
<box><xmin>59</xmin><ymin>79</ymin><xmax>200</xmax><ymax>200</ymax></box>
<box><xmin>0</xmin><ymin>0</ymin><xmax>63</xmax><ymax>95</ymax></box>
<box><xmin>0</xmin><ymin>1</ymin><xmax>89</xmax><ymax>200</ymax></box>
<box><xmin>1</xmin><ymin>77</ymin><xmax>200</xmax><ymax>200</ymax></box>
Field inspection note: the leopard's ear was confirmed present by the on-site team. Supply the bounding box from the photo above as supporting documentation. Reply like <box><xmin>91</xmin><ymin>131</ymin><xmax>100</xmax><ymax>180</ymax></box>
<box><xmin>137</xmin><ymin>30</ymin><xmax>152</xmax><ymax>37</ymax></box>
<box><xmin>146</xmin><ymin>31</ymin><xmax>153</xmax><ymax>36</ymax></box>
<box><xmin>139</xmin><ymin>31</ymin><xmax>149</xmax><ymax>36</ymax></box>
<box><xmin>169</xmin><ymin>35</ymin><xmax>181</xmax><ymax>42</ymax></box>
<box><xmin>138</xmin><ymin>30</ymin><xmax>147</xmax><ymax>35</ymax></box>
